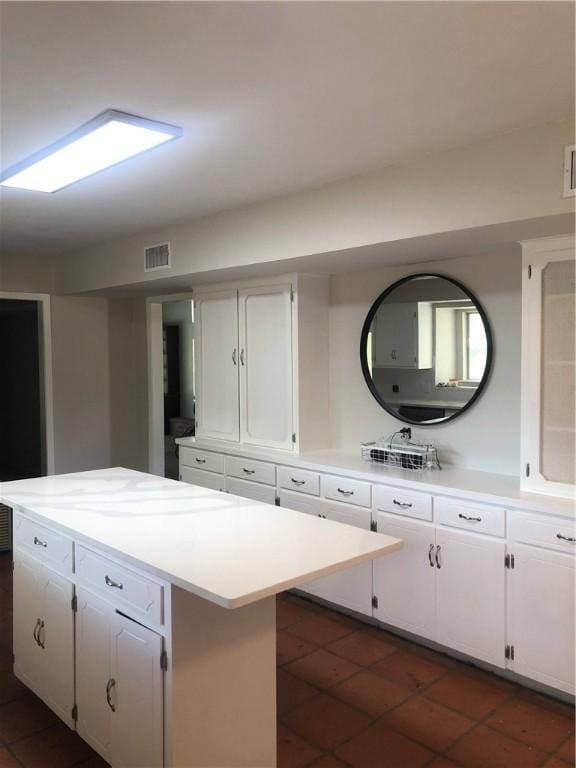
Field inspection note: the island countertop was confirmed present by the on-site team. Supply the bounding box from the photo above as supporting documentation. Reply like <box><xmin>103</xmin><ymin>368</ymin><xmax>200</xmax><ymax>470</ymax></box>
<box><xmin>0</xmin><ymin>467</ymin><xmax>402</xmax><ymax>609</ymax></box>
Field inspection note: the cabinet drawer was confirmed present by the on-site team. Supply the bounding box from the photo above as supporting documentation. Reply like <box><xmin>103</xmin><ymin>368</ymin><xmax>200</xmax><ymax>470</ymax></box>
<box><xmin>13</xmin><ymin>514</ymin><xmax>73</xmax><ymax>574</ymax></box>
<box><xmin>180</xmin><ymin>466</ymin><xmax>225</xmax><ymax>492</ymax></box>
<box><xmin>179</xmin><ymin>447</ymin><xmax>224</xmax><ymax>474</ymax></box>
<box><xmin>322</xmin><ymin>474</ymin><xmax>371</xmax><ymax>508</ymax></box>
<box><xmin>75</xmin><ymin>545</ymin><xmax>163</xmax><ymax>626</ymax></box>
<box><xmin>278</xmin><ymin>466</ymin><xmax>320</xmax><ymax>496</ymax></box>
<box><xmin>226</xmin><ymin>477</ymin><xmax>277</xmax><ymax>505</ymax></box>
<box><xmin>226</xmin><ymin>456</ymin><xmax>276</xmax><ymax>486</ymax></box>
<box><xmin>509</xmin><ymin>512</ymin><xmax>576</xmax><ymax>554</ymax></box>
<box><xmin>373</xmin><ymin>485</ymin><xmax>433</xmax><ymax>521</ymax></box>
<box><xmin>280</xmin><ymin>491</ymin><xmax>372</xmax><ymax>529</ymax></box>
<box><xmin>436</xmin><ymin>498</ymin><xmax>505</xmax><ymax>537</ymax></box>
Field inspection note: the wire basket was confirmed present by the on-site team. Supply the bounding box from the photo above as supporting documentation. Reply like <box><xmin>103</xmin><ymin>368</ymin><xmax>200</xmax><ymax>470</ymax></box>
<box><xmin>361</xmin><ymin>429</ymin><xmax>441</xmax><ymax>471</ymax></box>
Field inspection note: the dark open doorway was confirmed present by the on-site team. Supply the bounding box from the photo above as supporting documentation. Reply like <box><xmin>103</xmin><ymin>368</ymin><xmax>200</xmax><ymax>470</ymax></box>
<box><xmin>0</xmin><ymin>299</ymin><xmax>44</xmax><ymax>481</ymax></box>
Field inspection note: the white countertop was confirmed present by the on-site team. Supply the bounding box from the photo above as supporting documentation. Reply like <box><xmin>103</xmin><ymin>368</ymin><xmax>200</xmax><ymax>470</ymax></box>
<box><xmin>0</xmin><ymin>468</ymin><xmax>402</xmax><ymax>609</ymax></box>
<box><xmin>177</xmin><ymin>438</ymin><xmax>575</xmax><ymax>519</ymax></box>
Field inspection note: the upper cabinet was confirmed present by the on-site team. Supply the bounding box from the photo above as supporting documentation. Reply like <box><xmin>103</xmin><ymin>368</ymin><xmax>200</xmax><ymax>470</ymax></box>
<box><xmin>521</xmin><ymin>235</ymin><xmax>575</xmax><ymax>499</ymax></box>
<box><xmin>194</xmin><ymin>275</ymin><xmax>329</xmax><ymax>452</ymax></box>
<box><xmin>372</xmin><ymin>301</ymin><xmax>432</xmax><ymax>369</ymax></box>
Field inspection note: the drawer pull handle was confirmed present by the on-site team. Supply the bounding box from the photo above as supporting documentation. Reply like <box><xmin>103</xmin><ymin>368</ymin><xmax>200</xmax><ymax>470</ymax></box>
<box><xmin>428</xmin><ymin>544</ymin><xmax>435</xmax><ymax>567</ymax></box>
<box><xmin>105</xmin><ymin>575</ymin><xmax>123</xmax><ymax>590</ymax></box>
<box><xmin>240</xmin><ymin>349</ymin><xmax>245</xmax><ymax>366</ymax></box>
<box><xmin>232</xmin><ymin>348</ymin><xmax>237</xmax><ymax>366</ymax></box>
<box><xmin>33</xmin><ymin>536</ymin><xmax>47</xmax><ymax>548</ymax></box>
<box><xmin>337</xmin><ymin>488</ymin><xmax>354</xmax><ymax>496</ymax></box>
<box><xmin>242</xmin><ymin>468</ymin><xmax>255</xmax><ymax>475</ymax></box>
<box><xmin>556</xmin><ymin>533</ymin><xmax>576</xmax><ymax>543</ymax></box>
<box><xmin>195</xmin><ymin>458</ymin><xmax>206</xmax><ymax>464</ymax></box>
<box><xmin>393</xmin><ymin>500</ymin><xmax>413</xmax><ymax>509</ymax></box>
<box><xmin>106</xmin><ymin>678</ymin><xmax>116</xmax><ymax>712</ymax></box>
<box><xmin>435</xmin><ymin>545</ymin><xmax>442</xmax><ymax>569</ymax></box>
<box><xmin>291</xmin><ymin>478</ymin><xmax>305</xmax><ymax>486</ymax></box>
<box><xmin>33</xmin><ymin>618</ymin><xmax>41</xmax><ymax>646</ymax></box>
<box><xmin>458</xmin><ymin>514</ymin><xmax>482</xmax><ymax>522</ymax></box>
<box><xmin>317</xmin><ymin>513</ymin><xmax>327</xmax><ymax>519</ymax></box>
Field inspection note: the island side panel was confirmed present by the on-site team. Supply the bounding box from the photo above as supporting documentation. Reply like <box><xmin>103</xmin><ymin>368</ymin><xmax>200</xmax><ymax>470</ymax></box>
<box><xmin>167</xmin><ymin>586</ymin><xmax>277</xmax><ymax>768</ymax></box>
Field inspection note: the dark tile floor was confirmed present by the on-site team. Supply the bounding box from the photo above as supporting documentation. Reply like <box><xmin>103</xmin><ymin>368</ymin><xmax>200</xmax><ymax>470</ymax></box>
<box><xmin>0</xmin><ymin>552</ymin><xmax>574</xmax><ymax>768</ymax></box>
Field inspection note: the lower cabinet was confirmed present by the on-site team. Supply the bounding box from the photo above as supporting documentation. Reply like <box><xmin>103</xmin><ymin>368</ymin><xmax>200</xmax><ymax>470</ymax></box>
<box><xmin>508</xmin><ymin>544</ymin><xmax>575</xmax><ymax>694</ymax></box>
<box><xmin>373</xmin><ymin>512</ymin><xmax>506</xmax><ymax>667</ymax></box>
<box><xmin>76</xmin><ymin>588</ymin><xmax>164</xmax><ymax>768</ymax></box>
<box><xmin>13</xmin><ymin>550</ymin><xmax>75</xmax><ymax>726</ymax></box>
<box><xmin>279</xmin><ymin>491</ymin><xmax>373</xmax><ymax>616</ymax></box>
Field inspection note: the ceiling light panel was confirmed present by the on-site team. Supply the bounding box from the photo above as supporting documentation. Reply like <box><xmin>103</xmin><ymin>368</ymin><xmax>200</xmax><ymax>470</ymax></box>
<box><xmin>0</xmin><ymin>110</ymin><xmax>182</xmax><ymax>193</ymax></box>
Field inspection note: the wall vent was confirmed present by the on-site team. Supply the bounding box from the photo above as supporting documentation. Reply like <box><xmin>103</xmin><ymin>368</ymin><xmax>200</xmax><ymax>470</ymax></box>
<box><xmin>144</xmin><ymin>242</ymin><xmax>171</xmax><ymax>271</ymax></box>
<box><xmin>0</xmin><ymin>505</ymin><xmax>11</xmax><ymax>552</ymax></box>
<box><xmin>564</xmin><ymin>145</ymin><xmax>576</xmax><ymax>197</ymax></box>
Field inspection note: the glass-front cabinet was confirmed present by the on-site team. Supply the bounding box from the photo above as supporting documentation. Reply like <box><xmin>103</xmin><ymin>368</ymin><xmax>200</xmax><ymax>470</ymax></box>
<box><xmin>521</xmin><ymin>235</ymin><xmax>575</xmax><ymax>498</ymax></box>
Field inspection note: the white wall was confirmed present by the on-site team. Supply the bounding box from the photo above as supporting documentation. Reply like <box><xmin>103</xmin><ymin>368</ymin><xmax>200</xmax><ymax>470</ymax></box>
<box><xmin>329</xmin><ymin>250</ymin><xmax>522</xmax><ymax>474</ymax></box>
<box><xmin>0</xmin><ymin>253</ymin><xmax>54</xmax><ymax>293</ymax></box>
<box><xmin>54</xmin><ymin>120</ymin><xmax>573</xmax><ymax>294</ymax></box>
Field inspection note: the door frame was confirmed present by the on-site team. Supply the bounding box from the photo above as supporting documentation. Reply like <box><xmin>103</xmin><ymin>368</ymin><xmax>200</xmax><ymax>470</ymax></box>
<box><xmin>146</xmin><ymin>292</ymin><xmax>194</xmax><ymax>476</ymax></box>
<box><xmin>0</xmin><ymin>292</ymin><xmax>55</xmax><ymax>476</ymax></box>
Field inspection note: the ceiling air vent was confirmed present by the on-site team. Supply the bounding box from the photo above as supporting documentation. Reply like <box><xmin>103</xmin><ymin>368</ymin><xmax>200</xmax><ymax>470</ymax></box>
<box><xmin>564</xmin><ymin>145</ymin><xmax>576</xmax><ymax>197</ymax></box>
<box><xmin>144</xmin><ymin>242</ymin><xmax>171</xmax><ymax>272</ymax></box>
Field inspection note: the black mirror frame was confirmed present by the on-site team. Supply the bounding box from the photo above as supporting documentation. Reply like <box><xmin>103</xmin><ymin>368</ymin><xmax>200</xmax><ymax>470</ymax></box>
<box><xmin>359</xmin><ymin>273</ymin><xmax>494</xmax><ymax>426</ymax></box>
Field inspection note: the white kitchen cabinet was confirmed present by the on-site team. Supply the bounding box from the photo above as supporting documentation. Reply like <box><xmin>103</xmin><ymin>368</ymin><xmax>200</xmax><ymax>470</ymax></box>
<box><xmin>372</xmin><ymin>513</ymin><xmax>436</xmax><ymax>641</ymax></box>
<box><xmin>521</xmin><ymin>236</ymin><xmax>575</xmax><ymax>498</ymax></box>
<box><xmin>76</xmin><ymin>589</ymin><xmax>114</xmax><ymax>762</ymax></box>
<box><xmin>508</xmin><ymin>544</ymin><xmax>575</xmax><ymax>694</ymax></box>
<box><xmin>279</xmin><ymin>491</ymin><xmax>373</xmax><ymax>616</ymax></box>
<box><xmin>239</xmin><ymin>284</ymin><xmax>294</xmax><ymax>450</ymax></box>
<box><xmin>194</xmin><ymin>289</ymin><xmax>240</xmax><ymax>442</ymax></box>
<box><xmin>372</xmin><ymin>301</ymin><xmax>432</xmax><ymax>369</ymax></box>
<box><xmin>13</xmin><ymin>550</ymin><xmax>75</xmax><ymax>726</ymax></box>
<box><xmin>226</xmin><ymin>476</ymin><xmax>278</xmax><ymax>505</ymax></box>
<box><xmin>435</xmin><ymin>528</ymin><xmax>505</xmax><ymax>666</ymax></box>
<box><xmin>180</xmin><ymin>465</ymin><xmax>225</xmax><ymax>492</ymax></box>
<box><xmin>111</xmin><ymin>612</ymin><xmax>164</xmax><ymax>768</ymax></box>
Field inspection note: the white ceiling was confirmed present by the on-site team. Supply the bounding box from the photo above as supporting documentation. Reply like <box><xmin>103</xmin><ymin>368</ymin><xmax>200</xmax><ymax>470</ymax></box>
<box><xmin>0</xmin><ymin>1</ymin><xmax>573</xmax><ymax>260</ymax></box>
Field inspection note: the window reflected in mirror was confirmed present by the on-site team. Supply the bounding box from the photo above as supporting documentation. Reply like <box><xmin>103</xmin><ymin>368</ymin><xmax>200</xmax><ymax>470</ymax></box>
<box><xmin>361</xmin><ymin>275</ymin><xmax>492</xmax><ymax>424</ymax></box>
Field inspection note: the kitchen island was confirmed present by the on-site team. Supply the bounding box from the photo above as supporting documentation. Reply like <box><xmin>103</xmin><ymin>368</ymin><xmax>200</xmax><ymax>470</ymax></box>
<box><xmin>0</xmin><ymin>467</ymin><xmax>402</xmax><ymax>768</ymax></box>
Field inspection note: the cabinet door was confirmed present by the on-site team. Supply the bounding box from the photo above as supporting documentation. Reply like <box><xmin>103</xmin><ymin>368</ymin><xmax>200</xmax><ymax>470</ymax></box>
<box><xmin>435</xmin><ymin>528</ymin><xmax>505</xmax><ymax>667</ymax></box>
<box><xmin>372</xmin><ymin>513</ymin><xmax>436</xmax><ymax>641</ymax></box>
<box><xmin>76</xmin><ymin>589</ymin><xmax>114</xmax><ymax>763</ymax></box>
<box><xmin>239</xmin><ymin>284</ymin><xmax>294</xmax><ymax>449</ymax></box>
<box><xmin>110</xmin><ymin>612</ymin><xmax>164</xmax><ymax>768</ymax></box>
<box><xmin>13</xmin><ymin>551</ymin><xmax>45</xmax><ymax>697</ymax></box>
<box><xmin>195</xmin><ymin>289</ymin><xmax>240</xmax><ymax>442</ymax></box>
<box><xmin>373</xmin><ymin>303</ymin><xmax>418</xmax><ymax>368</ymax></box>
<box><xmin>508</xmin><ymin>544</ymin><xmax>575</xmax><ymax>694</ymax></box>
<box><xmin>41</xmin><ymin>568</ymin><xmax>75</xmax><ymax>726</ymax></box>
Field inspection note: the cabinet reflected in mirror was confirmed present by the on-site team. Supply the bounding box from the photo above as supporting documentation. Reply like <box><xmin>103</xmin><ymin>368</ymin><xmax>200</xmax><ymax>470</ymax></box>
<box><xmin>360</xmin><ymin>274</ymin><xmax>492</xmax><ymax>424</ymax></box>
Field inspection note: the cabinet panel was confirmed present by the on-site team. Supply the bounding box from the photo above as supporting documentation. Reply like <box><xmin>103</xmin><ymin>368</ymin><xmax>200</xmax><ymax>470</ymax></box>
<box><xmin>13</xmin><ymin>551</ymin><xmax>45</xmax><ymax>697</ymax></box>
<box><xmin>435</xmin><ymin>497</ymin><xmax>505</xmax><ymax>538</ymax></box>
<box><xmin>278</xmin><ymin>466</ymin><xmax>320</xmax><ymax>496</ymax></box>
<box><xmin>322</xmin><ymin>474</ymin><xmax>371</xmax><ymax>508</ymax></box>
<box><xmin>435</xmin><ymin>528</ymin><xmax>505</xmax><ymax>667</ymax></box>
<box><xmin>76</xmin><ymin>588</ymin><xmax>114</xmax><ymax>763</ymax></box>
<box><xmin>508</xmin><ymin>544</ymin><xmax>575</xmax><ymax>694</ymax></box>
<box><xmin>372</xmin><ymin>513</ymin><xmax>436</xmax><ymax>641</ymax></box>
<box><xmin>195</xmin><ymin>289</ymin><xmax>240</xmax><ymax>442</ymax></box>
<box><xmin>373</xmin><ymin>485</ymin><xmax>433</xmax><ymax>521</ymax></box>
<box><xmin>179</xmin><ymin>447</ymin><xmax>225</xmax><ymax>474</ymax></box>
<box><xmin>226</xmin><ymin>476</ymin><xmax>277</xmax><ymax>505</ymax></box>
<box><xmin>180</xmin><ymin>465</ymin><xmax>225</xmax><ymax>492</ymax></box>
<box><xmin>239</xmin><ymin>285</ymin><xmax>293</xmax><ymax>449</ymax></box>
<box><xmin>508</xmin><ymin>511</ymin><xmax>576</xmax><ymax>554</ymax></box>
<box><xmin>111</xmin><ymin>613</ymin><xmax>164</xmax><ymax>768</ymax></box>
<box><xmin>42</xmin><ymin>569</ymin><xmax>75</xmax><ymax>725</ymax></box>
<box><xmin>13</xmin><ymin>515</ymin><xmax>73</xmax><ymax>575</ymax></box>
<box><xmin>372</xmin><ymin>302</ymin><xmax>432</xmax><ymax>369</ymax></box>
<box><xmin>226</xmin><ymin>455</ymin><xmax>276</xmax><ymax>486</ymax></box>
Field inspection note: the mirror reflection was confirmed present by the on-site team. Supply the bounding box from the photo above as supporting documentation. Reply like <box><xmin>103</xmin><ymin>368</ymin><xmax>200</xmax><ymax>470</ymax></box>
<box><xmin>361</xmin><ymin>275</ymin><xmax>491</xmax><ymax>424</ymax></box>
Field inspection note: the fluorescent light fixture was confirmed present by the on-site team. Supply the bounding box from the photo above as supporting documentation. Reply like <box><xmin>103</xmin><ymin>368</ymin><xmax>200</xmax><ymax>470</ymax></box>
<box><xmin>0</xmin><ymin>110</ymin><xmax>182</xmax><ymax>193</ymax></box>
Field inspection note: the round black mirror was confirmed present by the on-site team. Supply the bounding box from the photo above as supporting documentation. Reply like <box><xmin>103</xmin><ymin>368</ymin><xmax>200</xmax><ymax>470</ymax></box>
<box><xmin>360</xmin><ymin>274</ymin><xmax>493</xmax><ymax>425</ymax></box>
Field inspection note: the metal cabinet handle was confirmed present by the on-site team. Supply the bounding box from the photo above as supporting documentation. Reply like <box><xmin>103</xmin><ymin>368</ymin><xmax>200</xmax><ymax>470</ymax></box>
<box><xmin>317</xmin><ymin>513</ymin><xmax>327</xmax><ymax>519</ymax></box>
<box><xmin>393</xmin><ymin>500</ymin><xmax>413</xmax><ymax>509</ymax></box>
<box><xmin>195</xmin><ymin>457</ymin><xmax>206</xmax><ymax>464</ymax></box>
<box><xmin>557</xmin><ymin>533</ymin><xmax>576</xmax><ymax>543</ymax></box>
<box><xmin>458</xmin><ymin>514</ymin><xmax>482</xmax><ymax>522</ymax></box>
<box><xmin>37</xmin><ymin>620</ymin><xmax>45</xmax><ymax>649</ymax></box>
<box><xmin>232</xmin><ymin>348</ymin><xmax>237</xmax><ymax>365</ymax></box>
<box><xmin>242</xmin><ymin>468</ymin><xmax>255</xmax><ymax>475</ymax></box>
<box><xmin>105</xmin><ymin>575</ymin><xmax>123</xmax><ymax>590</ymax></box>
<box><xmin>337</xmin><ymin>488</ymin><xmax>354</xmax><ymax>496</ymax></box>
<box><xmin>291</xmin><ymin>478</ymin><xmax>305</xmax><ymax>486</ymax></box>
<box><xmin>106</xmin><ymin>678</ymin><xmax>116</xmax><ymax>712</ymax></box>
<box><xmin>240</xmin><ymin>349</ymin><xmax>245</xmax><ymax>366</ymax></box>
<box><xmin>33</xmin><ymin>536</ymin><xmax>47</xmax><ymax>548</ymax></box>
<box><xmin>435</xmin><ymin>545</ymin><xmax>442</xmax><ymax>569</ymax></box>
<box><xmin>428</xmin><ymin>544</ymin><xmax>435</xmax><ymax>567</ymax></box>
<box><xmin>33</xmin><ymin>619</ymin><xmax>41</xmax><ymax>646</ymax></box>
